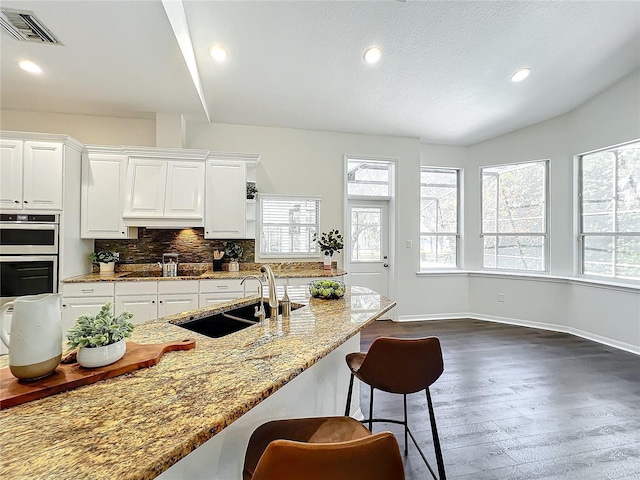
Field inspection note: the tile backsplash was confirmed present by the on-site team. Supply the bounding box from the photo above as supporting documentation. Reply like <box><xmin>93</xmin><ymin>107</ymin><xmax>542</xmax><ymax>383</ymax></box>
<box><xmin>94</xmin><ymin>228</ymin><xmax>255</xmax><ymax>264</ymax></box>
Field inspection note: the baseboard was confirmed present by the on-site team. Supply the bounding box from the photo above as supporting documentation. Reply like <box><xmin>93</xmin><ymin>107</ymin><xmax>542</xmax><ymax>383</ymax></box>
<box><xmin>397</xmin><ymin>313</ymin><xmax>640</xmax><ymax>355</ymax></box>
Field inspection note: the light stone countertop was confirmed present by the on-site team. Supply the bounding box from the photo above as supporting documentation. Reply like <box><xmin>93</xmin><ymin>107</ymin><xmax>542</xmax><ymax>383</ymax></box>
<box><xmin>0</xmin><ymin>285</ymin><xmax>395</xmax><ymax>480</ymax></box>
<box><xmin>62</xmin><ymin>267</ymin><xmax>346</xmax><ymax>283</ymax></box>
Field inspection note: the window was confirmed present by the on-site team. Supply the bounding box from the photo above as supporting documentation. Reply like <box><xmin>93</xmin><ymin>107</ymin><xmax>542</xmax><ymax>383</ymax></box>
<box><xmin>259</xmin><ymin>195</ymin><xmax>320</xmax><ymax>256</ymax></box>
<box><xmin>579</xmin><ymin>141</ymin><xmax>640</xmax><ymax>280</ymax></box>
<box><xmin>420</xmin><ymin>168</ymin><xmax>460</xmax><ymax>268</ymax></box>
<box><xmin>481</xmin><ymin>161</ymin><xmax>548</xmax><ymax>271</ymax></box>
<box><xmin>347</xmin><ymin>158</ymin><xmax>392</xmax><ymax>197</ymax></box>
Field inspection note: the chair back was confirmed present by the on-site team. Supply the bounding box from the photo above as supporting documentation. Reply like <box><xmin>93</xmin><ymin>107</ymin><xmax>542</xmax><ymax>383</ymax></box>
<box><xmin>357</xmin><ymin>337</ymin><xmax>444</xmax><ymax>394</ymax></box>
<box><xmin>251</xmin><ymin>431</ymin><xmax>405</xmax><ymax>480</ymax></box>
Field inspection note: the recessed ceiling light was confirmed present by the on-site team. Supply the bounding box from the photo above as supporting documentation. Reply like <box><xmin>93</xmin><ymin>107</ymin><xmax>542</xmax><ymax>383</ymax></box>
<box><xmin>209</xmin><ymin>44</ymin><xmax>227</xmax><ymax>62</ymax></box>
<box><xmin>19</xmin><ymin>60</ymin><xmax>42</xmax><ymax>74</ymax></box>
<box><xmin>511</xmin><ymin>68</ymin><xmax>531</xmax><ymax>82</ymax></box>
<box><xmin>363</xmin><ymin>47</ymin><xmax>382</xmax><ymax>65</ymax></box>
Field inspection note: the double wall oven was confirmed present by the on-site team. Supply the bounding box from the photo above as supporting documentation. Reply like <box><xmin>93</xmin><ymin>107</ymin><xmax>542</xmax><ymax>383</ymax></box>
<box><xmin>0</xmin><ymin>214</ymin><xmax>59</xmax><ymax>308</ymax></box>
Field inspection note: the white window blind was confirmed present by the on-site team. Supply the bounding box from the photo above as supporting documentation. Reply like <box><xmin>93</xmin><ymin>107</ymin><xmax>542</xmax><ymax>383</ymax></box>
<box><xmin>260</xmin><ymin>195</ymin><xmax>320</xmax><ymax>256</ymax></box>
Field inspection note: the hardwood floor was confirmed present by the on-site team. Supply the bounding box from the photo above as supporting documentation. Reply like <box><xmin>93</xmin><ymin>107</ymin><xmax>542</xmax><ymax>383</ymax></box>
<box><xmin>358</xmin><ymin>319</ymin><xmax>640</xmax><ymax>480</ymax></box>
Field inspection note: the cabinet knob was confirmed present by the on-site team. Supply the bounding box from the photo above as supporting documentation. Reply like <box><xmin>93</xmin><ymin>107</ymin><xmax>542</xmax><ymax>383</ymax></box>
<box><xmin>159</xmin><ymin>300</ymin><xmax>163</xmax><ymax>304</ymax></box>
<box><xmin>152</xmin><ymin>300</ymin><xmax>155</xmax><ymax>304</ymax></box>
<box><xmin>23</xmin><ymin>200</ymin><xmax>28</xmax><ymax>203</ymax></box>
<box><xmin>14</xmin><ymin>200</ymin><xmax>19</xmax><ymax>204</ymax></box>
<box><xmin>121</xmin><ymin>232</ymin><xmax>125</xmax><ymax>234</ymax></box>
<box><xmin>62</xmin><ymin>304</ymin><xmax>67</xmax><ymax>308</ymax></box>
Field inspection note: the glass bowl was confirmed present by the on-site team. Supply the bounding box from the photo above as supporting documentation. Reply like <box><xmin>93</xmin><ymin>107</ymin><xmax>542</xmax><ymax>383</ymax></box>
<box><xmin>309</xmin><ymin>280</ymin><xmax>346</xmax><ymax>299</ymax></box>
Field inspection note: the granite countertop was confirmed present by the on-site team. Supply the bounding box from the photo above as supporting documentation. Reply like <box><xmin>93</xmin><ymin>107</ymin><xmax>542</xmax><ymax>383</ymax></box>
<box><xmin>0</xmin><ymin>286</ymin><xmax>395</xmax><ymax>480</ymax></box>
<box><xmin>62</xmin><ymin>266</ymin><xmax>346</xmax><ymax>283</ymax></box>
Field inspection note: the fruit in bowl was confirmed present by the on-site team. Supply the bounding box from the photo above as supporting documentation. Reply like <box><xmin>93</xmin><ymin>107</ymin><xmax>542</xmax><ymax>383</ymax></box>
<box><xmin>309</xmin><ymin>280</ymin><xmax>346</xmax><ymax>299</ymax></box>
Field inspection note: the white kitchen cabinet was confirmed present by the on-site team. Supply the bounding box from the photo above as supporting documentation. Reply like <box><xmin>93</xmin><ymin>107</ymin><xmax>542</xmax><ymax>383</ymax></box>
<box><xmin>199</xmin><ymin>278</ymin><xmax>249</xmax><ymax>307</ymax></box>
<box><xmin>61</xmin><ymin>281</ymin><xmax>116</xmax><ymax>335</ymax></box>
<box><xmin>0</xmin><ymin>139</ymin><xmax>63</xmax><ymax>211</ymax></box>
<box><xmin>81</xmin><ymin>152</ymin><xmax>137</xmax><ymax>239</ymax></box>
<box><xmin>205</xmin><ymin>160</ymin><xmax>247</xmax><ymax>239</ymax></box>
<box><xmin>115</xmin><ymin>295</ymin><xmax>158</xmax><ymax>324</ymax></box>
<box><xmin>124</xmin><ymin>157</ymin><xmax>204</xmax><ymax>225</ymax></box>
<box><xmin>157</xmin><ymin>280</ymin><xmax>199</xmax><ymax>317</ymax></box>
<box><xmin>114</xmin><ymin>282</ymin><xmax>158</xmax><ymax>324</ymax></box>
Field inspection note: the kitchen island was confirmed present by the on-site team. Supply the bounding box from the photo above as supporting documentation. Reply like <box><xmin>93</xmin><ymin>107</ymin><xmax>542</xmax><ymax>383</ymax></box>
<box><xmin>0</xmin><ymin>285</ymin><xmax>395</xmax><ymax>480</ymax></box>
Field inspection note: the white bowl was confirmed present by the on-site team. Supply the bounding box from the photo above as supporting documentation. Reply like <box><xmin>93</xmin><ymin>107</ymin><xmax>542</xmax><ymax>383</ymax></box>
<box><xmin>77</xmin><ymin>339</ymin><xmax>127</xmax><ymax>368</ymax></box>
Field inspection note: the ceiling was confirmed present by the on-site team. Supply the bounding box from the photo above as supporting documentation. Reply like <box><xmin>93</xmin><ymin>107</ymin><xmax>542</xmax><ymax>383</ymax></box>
<box><xmin>1</xmin><ymin>1</ymin><xmax>639</xmax><ymax>146</ymax></box>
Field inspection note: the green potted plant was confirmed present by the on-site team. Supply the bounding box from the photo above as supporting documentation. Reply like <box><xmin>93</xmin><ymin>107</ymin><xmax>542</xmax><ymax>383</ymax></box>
<box><xmin>67</xmin><ymin>303</ymin><xmax>134</xmax><ymax>368</ymax></box>
<box><xmin>90</xmin><ymin>250</ymin><xmax>120</xmax><ymax>275</ymax></box>
<box><xmin>224</xmin><ymin>241</ymin><xmax>243</xmax><ymax>272</ymax></box>
<box><xmin>313</xmin><ymin>229</ymin><xmax>344</xmax><ymax>269</ymax></box>
<box><xmin>246</xmin><ymin>182</ymin><xmax>258</xmax><ymax>199</ymax></box>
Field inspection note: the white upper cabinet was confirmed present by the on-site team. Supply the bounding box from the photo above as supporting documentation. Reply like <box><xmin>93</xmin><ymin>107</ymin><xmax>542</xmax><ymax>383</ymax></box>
<box><xmin>81</xmin><ymin>152</ymin><xmax>136</xmax><ymax>239</ymax></box>
<box><xmin>0</xmin><ymin>139</ymin><xmax>23</xmax><ymax>209</ymax></box>
<box><xmin>0</xmin><ymin>139</ymin><xmax>63</xmax><ymax>211</ymax></box>
<box><xmin>125</xmin><ymin>158</ymin><xmax>168</xmax><ymax>217</ymax></box>
<box><xmin>122</xmin><ymin>149</ymin><xmax>206</xmax><ymax>227</ymax></box>
<box><xmin>165</xmin><ymin>161</ymin><xmax>205</xmax><ymax>218</ymax></box>
<box><xmin>205</xmin><ymin>153</ymin><xmax>259</xmax><ymax>239</ymax></box>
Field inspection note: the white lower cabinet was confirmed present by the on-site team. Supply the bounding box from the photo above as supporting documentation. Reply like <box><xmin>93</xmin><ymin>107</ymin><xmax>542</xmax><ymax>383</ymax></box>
<box><xmin>199</xmin><ymin>279</ymin><xmax>249</xmax><ymax>307</ymax></box>
<box><xmin>114</xmin><ymin>282</ymin><xmax>158</xmax><ymax>324</ymax></box>
<box><xmin>158</xmin><ymin>281</ymin><xmax>199</xmax><ymax>317</ymax></box>
<box><xmin>61</xmin><ymin>282</ymin><xmax>116</xmax><ymax>336</ymax></box>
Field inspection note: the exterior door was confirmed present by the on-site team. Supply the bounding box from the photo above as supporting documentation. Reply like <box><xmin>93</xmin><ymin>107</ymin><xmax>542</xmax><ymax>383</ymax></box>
<box><xmin>345</xmin><ymin>200</ymin><xmax>389</xmax><ymax>296</ymax></box>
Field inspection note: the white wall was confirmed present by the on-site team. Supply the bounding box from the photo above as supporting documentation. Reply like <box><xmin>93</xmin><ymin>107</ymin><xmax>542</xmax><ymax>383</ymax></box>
<box><xmin>0</xmin><ymin>110</ymin><xmax>156</xmax><ymax>146</ymax></box>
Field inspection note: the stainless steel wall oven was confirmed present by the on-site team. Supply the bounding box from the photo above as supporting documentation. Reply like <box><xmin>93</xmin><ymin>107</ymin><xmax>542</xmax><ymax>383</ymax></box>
<box><xmin>0</xmin><ymin>214</ymin><xmax>59</xmax><ymax>307</ymax></box>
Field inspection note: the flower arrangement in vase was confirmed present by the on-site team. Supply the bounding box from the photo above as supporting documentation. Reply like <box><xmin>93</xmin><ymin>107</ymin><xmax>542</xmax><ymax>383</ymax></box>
<box><xmin>224</xmin><ymin>241</ymin><xmax>243</xmax><ymax>272</ymax></box>
<box><xmin>89</xmin><ymin>250</ymin><xmax>120</xmax><ymax>274</ymax></box>
<box><xmin>67</xmin><ymin>303</ymin><xmax>134</xmax><ymax>368</ymax></box>
<box><xmin>313</xmin><ymin>229</ymin><xmax>344</xmax><ymax>269</ymax></box>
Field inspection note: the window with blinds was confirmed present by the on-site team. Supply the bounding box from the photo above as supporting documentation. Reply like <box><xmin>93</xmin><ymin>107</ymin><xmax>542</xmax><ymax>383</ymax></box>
<box><xmin>259</xmin><ymin>195</ymin><xmax>320</xmax><ymax>256</ymax></box>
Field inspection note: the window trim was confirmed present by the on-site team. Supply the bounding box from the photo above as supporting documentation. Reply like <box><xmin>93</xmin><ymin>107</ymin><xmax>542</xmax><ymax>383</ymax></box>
<box><xmin>480</xmin><ymin>159</ymin><xmax>550</xmax><ymax>273</ymax></box>
<box><xmin>258</xmin><ymin>194</ymin><xmax>321</xmax><ymax>258</ymax></box>
<box><xmin>419</xmin><ymin>166</ymin><xmax>461</xmax><ymax>270</ymax></box>
<box><xmin>577</xmin><ymin>139</ymin><xmax>640</xmax><ymax>280</ymax></box>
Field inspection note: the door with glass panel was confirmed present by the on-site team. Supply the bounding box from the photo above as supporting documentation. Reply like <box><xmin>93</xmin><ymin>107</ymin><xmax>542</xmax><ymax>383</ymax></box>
<box><xmin>346</xmin><ymin>201</ymin><xmax>389</xmax><ymax>296</ymax></box>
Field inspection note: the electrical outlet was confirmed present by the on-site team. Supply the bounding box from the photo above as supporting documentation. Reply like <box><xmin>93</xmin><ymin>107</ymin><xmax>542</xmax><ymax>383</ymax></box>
<box><xmin>497</xmin><ymin>293</ymin><xmax>505</xmax><ymax>302</ymax></box>
<box><xmin>406</xmin><ymin>240</ymin><xmax>412</xmax><ymax>248</ymax></box>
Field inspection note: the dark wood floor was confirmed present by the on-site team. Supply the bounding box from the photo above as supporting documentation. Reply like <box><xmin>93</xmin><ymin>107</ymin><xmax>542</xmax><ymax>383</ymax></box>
<box><xmin>359</xmin><ymin>319</ymin><xmax>640</xmax><ymax>480</ymax></box>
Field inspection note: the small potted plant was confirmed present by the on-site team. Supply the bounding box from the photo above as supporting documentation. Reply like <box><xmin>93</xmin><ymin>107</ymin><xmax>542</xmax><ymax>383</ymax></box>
<box><xmin>224</xmin><ymin>241</ymin><xmax>243</xmax><ymax>272</ymax></box>
<box><xmin>67</xmin><ymin>303</ymin><xmax>134</xmax><ymax>368</ymax></box>
<box><xmin>313</xmin><ymin>229</ymin><xmax>344</xmax><ymax>269</ymax></box>
<box><xmin>90</xmin><ymin>250</ymin><xmax>120</xmax><ymax>275</ymax></box>
<box><xmin>246</xmin><ymin>182</ymin><xmax>258</xmax><ymax>199</ymax></box>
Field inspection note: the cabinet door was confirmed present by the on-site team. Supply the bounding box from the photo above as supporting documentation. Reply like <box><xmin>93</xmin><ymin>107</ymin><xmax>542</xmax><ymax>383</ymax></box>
<box><xmin>61</xmin><ymin>297</ymin><xmax>114</xmax><ymax>336</ymax></box>
<box><xmin>165</xmin><ymin>161</ymin><xmax>204</xmax><ymax>218</ymax></box>
<box><xmin>205</xmin><ymin>161</ymin><xmax>247</xmax><ymax>238</ymax></box>
<box><xmin>0</xmin><ymin>139</ymin><xmax>23</xmax><ymax>209</ymax></box>
<box><xmin>158</xmin><ymin>293</ymin><xmax>199</xmax><ymax>317</ymax></box>
<box><xmin>81</xmin><ymin>154</ymin><xmax>133</xmax><ymax>239</ymax></box>
<box><xmin>124</xmin><ymin>158</ymin><xmax>167</xmax><ymax>217</ymax></box>
<box><xmin>115</xmin><ymin>295</ymin><xmax>158</xmax><ymax>324</ymax></box>
<box><xmin>199</xmin><ymin>293</ymin><xmax>244</xmax><ymax>308</ymax></box>
<box><xmin>23</xmin><ymin>141</ymin><xmax>63</xmax><ymax>210</ymax></box>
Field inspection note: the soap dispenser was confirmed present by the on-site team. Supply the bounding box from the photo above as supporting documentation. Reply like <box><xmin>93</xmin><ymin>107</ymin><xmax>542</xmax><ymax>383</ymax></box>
<box><xmin>281</xmin><ymin>284</ymin><xmax>291</xmax><ymax>318</ymax></box>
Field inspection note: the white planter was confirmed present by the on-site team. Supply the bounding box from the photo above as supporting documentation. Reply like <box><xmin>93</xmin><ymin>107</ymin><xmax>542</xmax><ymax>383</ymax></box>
<box><xmin>229</xmin><ymin>260</ymin><xmax>239</xmax><ymax>272</ymax></box>
<box><xmin>99</xmin><ymin>262</ymin><xmax>115</xmax><ymax>274</ymax></box>
<box><xmin>77</xmin><ymin>339</ymin><xmax>126</xmax><ymax>368</ymax></box>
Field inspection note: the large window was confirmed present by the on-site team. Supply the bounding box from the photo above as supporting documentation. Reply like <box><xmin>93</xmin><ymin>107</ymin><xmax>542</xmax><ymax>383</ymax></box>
<box><xmin>580</xmin><ymin>141</ymin><xmax>640</xmax><ymax>280</ymax></box>
<box><xmin>420</xmin><ymin>167</ymin><xmax>459</xmax><ymax>268</ymax></box>
<box><xmin>259</xmin><ymin>195</ymin><xmax>320</xmax><ymax>256</ymax></box>
<box><xmin>481</xmin><ymin>161</ymin><xmax>548</xmax><ymax>271</ymax></box>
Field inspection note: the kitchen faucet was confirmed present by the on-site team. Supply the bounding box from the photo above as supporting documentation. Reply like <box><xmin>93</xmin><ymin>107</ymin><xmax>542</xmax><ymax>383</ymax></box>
<box><xmin>240</xmin><ymin>275</ymin><xmax>265</xmax><ymax>323</ymax></box>
<box><xmin>260</xmin><ymin>264</ymin><xmax>279</xmax><ymax>319</ymax></box>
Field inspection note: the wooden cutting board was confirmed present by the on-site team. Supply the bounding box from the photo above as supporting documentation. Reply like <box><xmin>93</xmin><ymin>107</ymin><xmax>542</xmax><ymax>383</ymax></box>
<box><xmin>0</xmin><ymin>338</ymin><xmax>195</xmax><ymax>409</ymax></box>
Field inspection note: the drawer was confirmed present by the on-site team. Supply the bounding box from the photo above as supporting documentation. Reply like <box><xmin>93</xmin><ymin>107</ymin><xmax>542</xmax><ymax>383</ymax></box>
<box><xmin>158</xmin><ymin>280</ymin><xmax>199</xmax><ymax>295</ymax></box>
<box><xmin>199</xmin><ymin>279</ymin><xmax>245</xmax><ymax>294</ymax></box>
<box><xmin>63</xmin><ymin>282</ymin><xmax>115</xmax><ymax>297</ymax></box>
<box><xmin>115</xmin><ymin>281</ymin><xmax>158</xmax><ymax>296</ymax></box>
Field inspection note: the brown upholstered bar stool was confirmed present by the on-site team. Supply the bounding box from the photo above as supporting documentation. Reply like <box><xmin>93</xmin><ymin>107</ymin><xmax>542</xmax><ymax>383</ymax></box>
<box><xmin>244</xmin><ymin>416</ymin><xmax>405</xmax><ymax>480</ymax></box>
<box><xmin>344</xmin><ymin>336</ymin><xmax>447</xmax><ymax>480</ymax></box>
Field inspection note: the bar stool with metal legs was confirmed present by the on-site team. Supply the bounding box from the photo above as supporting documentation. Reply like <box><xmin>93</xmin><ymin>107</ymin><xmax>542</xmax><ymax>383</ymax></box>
<box><xmin>243</xmin><ymin>416</ymin><xmax>405</xmax><ymax>480</ymax></box>
<box><xmin>344</xmin><ymin>336</ymin><xmax>447</xmax><ymax>480</ymax></box>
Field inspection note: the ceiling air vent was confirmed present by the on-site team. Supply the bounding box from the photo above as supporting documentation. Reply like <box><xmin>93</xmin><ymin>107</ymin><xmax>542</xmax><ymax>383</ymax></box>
<box><xmin>0</xmin><ymin>8</ymin><xmax>62</xmax><ymax>45</ymax></box>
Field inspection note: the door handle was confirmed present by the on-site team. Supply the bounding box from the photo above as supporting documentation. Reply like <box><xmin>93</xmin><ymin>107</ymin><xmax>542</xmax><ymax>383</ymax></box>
<box><xmin>383</xmin><ymin>263</ymin><xmax>389</xmax><ymax>268</ymax></box>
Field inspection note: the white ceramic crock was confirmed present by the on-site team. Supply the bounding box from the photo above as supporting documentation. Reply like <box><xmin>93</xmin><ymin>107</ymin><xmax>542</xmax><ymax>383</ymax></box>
<box><xmin>77</xmin><ymin>339</ymin><xmax>126</xmax><ymax>368</ymax></box>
